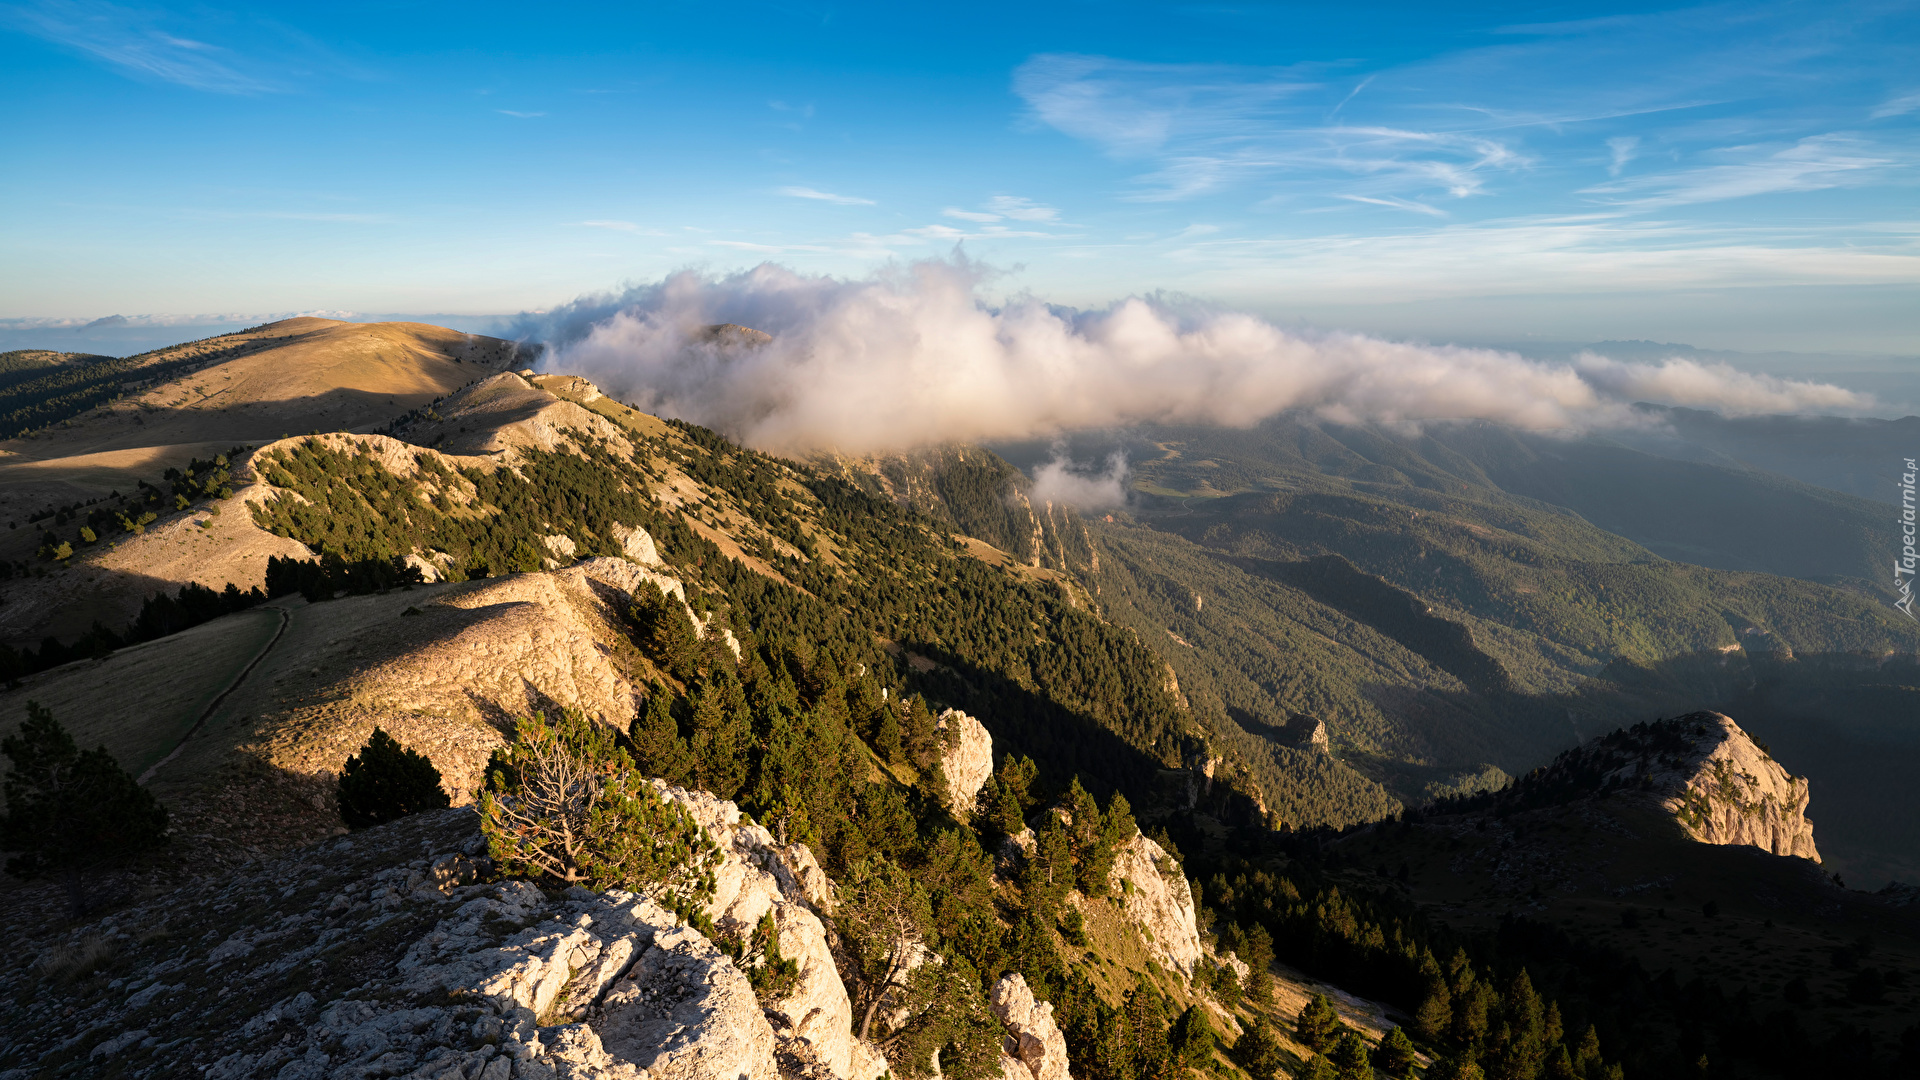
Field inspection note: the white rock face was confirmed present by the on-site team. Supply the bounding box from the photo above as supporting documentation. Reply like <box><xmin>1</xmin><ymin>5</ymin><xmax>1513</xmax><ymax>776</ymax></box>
<box><xmin>1108</xmin><ymin>833</ymin><xmax>1202</xmax><ymax>978</ymax></box>
<box><xmin>610</xmin><ymin>523</ymin><xmax>665</xmax><ymax>567</ymax></box>
<box><xmin>544</xmin><ymin>534</ymin><xmax>580</xmax><ymax>561</ymax></box>
<box><xmin>598</xmin><ymin>925</ymin><xmax>778</xmax><ymax>1080</ymax></box>
<box><xmin>990</xmin><ymin>974</ymin><xmax>1071</xmax><ymax>1080</ymax></box>
<box><xmin>936</xmin><ymin>709</ymin><xmax>995</xmax><ymax>816</ymax></box>
<box><xmin>650</xmin><ymin>781</ymin><xmax>884</xmax><ymax>1080</ymax></box>
<box><xmin>1601</xmin><ymin>711</ymin><xmax>1821</xmax><ymax>861</ymax></box>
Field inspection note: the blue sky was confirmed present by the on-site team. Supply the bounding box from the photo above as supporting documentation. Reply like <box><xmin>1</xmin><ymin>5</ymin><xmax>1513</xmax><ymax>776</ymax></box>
<box><xmin>2</xmin><ymin>0</ymin><xmax>1917</xmax><ymax>352</ymax></box>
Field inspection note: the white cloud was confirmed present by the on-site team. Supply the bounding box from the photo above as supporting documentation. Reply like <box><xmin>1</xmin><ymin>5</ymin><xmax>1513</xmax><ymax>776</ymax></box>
<box><xmin>579</xmin><ymin>220</ymin><xmax>663</xmax><ymax>234</ymax></box>
<box><xmin>986</xmin><ymin>195</ymin><xmax>1060</xmax><ymax>221</ymax></box>
<box><xmin>942</xmin><ymin>208</ymin><xmax>1002</xmax><ymax>222</ymax></box>
<box><xmin>497</xmin><ymin>109</ymin><xmax>546</xmax><ymax>118</ymax></box>
<box><xmin>1606</xmin><ymin>135</ymin><xmax>1639</xmax><ymax>176</ymax></box>
<box><xmin>1581</xmin><ymin>135</ymin><xmax>1899</xmax><ymax>209</ymax></box>
<box><xmin>1870</xmin><ymin>91</ymin><xmax>1920</xmax><ymax>119</ymax></box>
<box><xmin>513</xmin><ymin>255</ymin><xmax>1878</xmax><ymax>456</ymax></box>
<box><xmin>1012</xmin><ymin>53</ymin><xmax>1525</xmax><ymax>204</ymax></box>
<box><xmin>1031</xmin><ymin>449</ymin><xmax>1130</xmax><ymax>509</ymax></box>
<box><xmin>1337</xmin><ymin>194</ymin><xmax>1448</xmax><ymax>217</ymax></box>
<box><xmin>777</xmin><ymin>186</ymin><xmax>876</xmax><ymax>206</ymax></box>
<box><xmin>6</xmin><ymin>0</ymin><xmax>280</xmax><ymax>93</ymax></box>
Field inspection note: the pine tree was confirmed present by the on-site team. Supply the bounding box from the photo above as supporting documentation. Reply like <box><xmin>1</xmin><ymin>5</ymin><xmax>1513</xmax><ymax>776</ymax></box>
<box><xmin>1296</xmin><ymin>992</ymin><xmax>1342</xmax><ymax>1053</ymax></box>
<box><xmin>1376</xmin><ymin>1026</ymin><xmax>1419</xmax><ymax>1080</ymax></box>
<box><xmin>873</xmin><ymin>703</ymin><xmax>905</xmax><ymax>764</ymax></box>
<box><xmin>1124</xmin><ymin>987</ymin><xmax>1172</xmax><ymax>1080</ymax></box>
<box><xmin>1429</xmin><ymin>1053</ymin><xmax>1488</xmax><ymax>1080</ymax></box>
<box><xmin>1170</xmin><ymin>1005</ymin><xmax>1214</xmax><ymax>1069</ymax></box>
<box><xmin>337</xmin><ymin>727</ymin><xmax>450</xmax><ymax>829</ymax></box>
<box><xmin>1295</xmin><ymin>1054</ymin><xmax>1339</xmax><ymax>1080</ymax></box>
<box><xmin>689</xmin><ymin>674</ymin><xmax>749</xmax><ymax>798</ymax></box>
<box><xmin>1023</xmin><ymin>813</ymin><xmax>1074</xmax><ymax>921</ymax></box>
<box><xmin>1232</xmin><ymin>1019</ymin><xmax>1286</xmax><ymax>1080</ymax></box>
<box><xmin>629</xmin><ymin>684</ymin><xmax>694</xmax><ymax>784</ymax></box>
<box><xmin>1416</xmin><ymin>974</ymin><xmax>1455</xmax><ymax>1042</ymax></box>
<box><xmin>1572</xmin><ymin>1025</ymin><xmax>1604</xmax><ymax>1078</ymax></box>
<box><xmin>2</xmin><ymin>702</ymin><xmax>169</xmax><ymax>912</ymax></box>
<box><xmin>902</xmin><ymin>694</ymin><xmax>940</xmax><ymax>769</ymax></box>
<box><xmin>1330</xmin><ymin>1030</ymin><xmax>1372</xmax><ymax>1080</ymax></box>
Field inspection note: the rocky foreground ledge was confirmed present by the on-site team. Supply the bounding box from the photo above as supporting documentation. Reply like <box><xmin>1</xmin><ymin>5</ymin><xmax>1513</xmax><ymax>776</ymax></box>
<box><xmin>0</xmin><ymin>781</ymin><xmax>1088</xmax><ymax>1080</ymax></box>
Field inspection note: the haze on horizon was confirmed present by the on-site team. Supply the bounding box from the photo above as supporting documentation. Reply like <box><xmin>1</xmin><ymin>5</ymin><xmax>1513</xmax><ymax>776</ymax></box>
<box><xmin>2</xmin><ymin>0</ymin><xmax>1917</xmax><ymax>355</ymax></box>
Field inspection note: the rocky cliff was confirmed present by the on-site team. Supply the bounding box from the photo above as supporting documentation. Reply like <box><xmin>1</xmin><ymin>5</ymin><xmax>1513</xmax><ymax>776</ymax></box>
<box><xmin>1602</xmin><ymin>712</ymin><xmax>1819</xmax><ymax>861</ymax></box>
<box><xmin>1</xmin><ymin>784</ymin><xmax>901</xmax><ymax>1080</ymax></box>
<box><xmin>1106</xmin><ymin>834</ymin><xmax>1203</xmax><ymax>978</ymax></box>
<box><xmin>1482</xmin><ymin>710</ymin><xmax>1821</xmax><ymax>862</ymax></box>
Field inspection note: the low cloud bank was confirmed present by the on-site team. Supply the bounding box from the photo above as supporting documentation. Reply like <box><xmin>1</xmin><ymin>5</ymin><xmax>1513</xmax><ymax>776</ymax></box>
<box><xmin>514</xmin><ymin>256</ymin><xmax>1874</xmax><ymax>455</ymax></box>
<box><xmin>1030</xmin><ymin>449</ymin><xmax>1131</xmax><ymax>510</ymax></box>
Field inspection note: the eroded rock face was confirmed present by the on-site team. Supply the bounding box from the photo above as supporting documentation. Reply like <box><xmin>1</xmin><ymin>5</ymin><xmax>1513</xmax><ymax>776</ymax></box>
<box><xmin>4</xmin><ymin>802</ymin><xmax>894</xmax><ymax>1080</ymax></box>
<box><xmin>597</xmin><ymin>925</ymin><xmax>777</xmax><ymax>1080</ymax></box>
<box><xmin>990</xmin><ymin>974</ymin><xmax>1071</xmax><ymax>1080</ymax></box>
<box><xmin>1107</xmin><ymin>833</ymin><xmax>1202</xmax><ymax>978</ymax></box>
<box><xmin>1610</xmin><ymin>712</ymin><xmax>1820</xmax><ymax>861</ymax></box>
<box><xmin>936</xmin><ymin>709</ymin><xmax>994</xmax><ymax>816</ymax></box>
<box><xmin>650</xmin><ymin>781</ymin><xmax>883</xmax><ymax>1080</ymax></box>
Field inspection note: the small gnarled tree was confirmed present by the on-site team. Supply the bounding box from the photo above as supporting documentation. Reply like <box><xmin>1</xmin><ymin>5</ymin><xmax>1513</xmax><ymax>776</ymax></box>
<box><xmin>479</xmin><ymin>710</ymin><xmax>719</xmax><ymax>908</ymax></box>
<box><xmin>338</xmin><ymin>727</ymin><xmax>450</xmax><ymax>829</ymax></box>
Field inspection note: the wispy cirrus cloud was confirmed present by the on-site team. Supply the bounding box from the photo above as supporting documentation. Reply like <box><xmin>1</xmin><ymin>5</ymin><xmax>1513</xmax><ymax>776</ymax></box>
<box><xmin>1580</xmin><ymin>135</ymin><xmax>1900</xmax><ymax>209</ymax></box>
<box><xmin>4</xmin><ymin>0</ymin><xmax>281</xmax><ymax>93</ymax></box>
<box><xmin>497</xmin><ymin>109</ymin><xmax>546</xmax><ymax>118</ymax></box>
<box><xmin>941</xmin><ymin>195</ymin><xmax>1061</xmax><ymax>223</ymax></box>
<box><xmin>1871</xmin><ymin>91</ymin><xmax>1920</xmax><ymax>120</ymax></box>
<box><xmin>777</xmin><ymin>186</ymin><xmax>875</xmax><ymax>206</ymax></box>
<box><xmin>1013</xmin><ymin>53</ymin><xmax>1527</xmax><ymax>206</ymax></box>
<box><xmin>578</xmin><ymin>220</ymin><xmax>664</xmax><ymax>235</ymax></box>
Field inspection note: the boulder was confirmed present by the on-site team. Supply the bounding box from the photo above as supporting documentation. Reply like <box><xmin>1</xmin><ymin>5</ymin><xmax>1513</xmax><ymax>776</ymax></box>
<box><xmin>609</xmin><ymin>523</ymin><xmax>665</xmax><ymax>567</ymax></box>
<box><xmin>990</xmin><ymin>974</ymin><xmax>1070</xmax><ymax>1080</ymax></box>
<box><xmin>936</xmin><ymin>709</ymin><xmax>994</xmax><ymax>816</ymax></box>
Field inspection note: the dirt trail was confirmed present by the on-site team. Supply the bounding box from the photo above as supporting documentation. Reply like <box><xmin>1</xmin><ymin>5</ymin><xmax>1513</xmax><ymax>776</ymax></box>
<box><xmin>137</xmin><ymin>604</ymin><xmax>290</xmax><ymax>784</ymax></box>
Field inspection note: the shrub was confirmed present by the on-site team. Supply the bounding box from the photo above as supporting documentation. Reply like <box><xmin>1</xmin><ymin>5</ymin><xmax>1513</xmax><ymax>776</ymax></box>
<box><xmin>338</xmin><ymin>727</ymin><xmax>451</xmax><ymax>829</ymax></box>
<box><xmin>1</xmin><ymin>702</ymin><xmax>169</xmax><ymax>912</ymax></box>
<box><xmin>479</xmin><ymin>710</ymin><xmax>719</xmax><ymax>905</ymax></box>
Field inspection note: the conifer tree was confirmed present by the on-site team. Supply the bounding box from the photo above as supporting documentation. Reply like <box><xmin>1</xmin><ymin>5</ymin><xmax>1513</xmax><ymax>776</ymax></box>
<box><xmin>1330</xmin><ymin>1030</ymin><xmax>1372</xmax><ymax>1080</ymax></box>
<box><xmin>901</xmin><ymin>694</ymin><xmax>940</xmax><ymax>769</ymax></box>
<box><xmin>1023</xmin><ymin>813</ymin><xmax>1074</xmax><ymax>921</ymax></box>
<box><xmin>1376</xmin><ymin>1026</ymin><xmax>1418</xmax><ymax>1080</ymax></box>
<box><xmin>1170</xmin><ymin>1004</ymin><xmax>1214</xmax><ymax>1069</ymax></box>
<box><xmin>2</xmin><ymin>702</ymin><xmax>168</xmax><ymax>912</ymax></box>
<box><xmin>873</xmin><ymin>703</ymin><xmax>905</xmax><ymax>764</ymax></box>
<box><xmin>629</xmin><ymin>684</ymin><xmax>694</xmax><ymax>784</ymax></box>
<box><xmin>337</xmin><ymin>727</ymin><xmax>450</xmax><ymax>829</ymax></box>
<box><xmin>689</xmin><ymin>673</ymin><xmax>749</xmax><ymax>798</ymax></box>
<box><xmin>1296</xmin><ymin>992</ymin><xmax>1343</xmax><ymax>1053</ymax></box>
<box><xmin>1295</xmin><ymin>1054</ymin><xmax>1338</xmax><ymax>1080</ymax></box>
<box><xmin>1232</xmin><ymin>1019</ymin><xmax>1286</xmax><ymax>1080</ymax></box>
<box><xmin>479</xmin><ymin>710</ymin><xmax>719</xmax><ymax>901</ymax></box>
<box><xmin>1416</xmin><ymin>974</ymin><xmax>1455</xmax><ymax>1042</ymax></box>
<box><xmin>1124</xmin><ymin>987</ymin><xmax>1172</xmax><ymax>1080</ymax></box>
<box><xmin>1428</xmin><ymin>1053</ymin><xmax>1488</xmax><ymax>1080</ymax></box>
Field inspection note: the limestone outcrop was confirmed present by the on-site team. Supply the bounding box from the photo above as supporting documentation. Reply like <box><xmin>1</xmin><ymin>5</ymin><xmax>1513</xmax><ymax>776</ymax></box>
<box><xmin>0</xmin><ymin>795</ymin><xmax>900</xmax><ymax>1080</ymax></box>
<box><xmin>990</xmin><ymin>974</ymin><xmax>1071</xmax><ymax>1080</ymax></box>
<box><xmin>1107</xmin><ymin>833</ymin><xmax>1202</xmax><ymax>978</ymax></box>
<box><xmin>1597</xmin><ymin>712</ymin><xmax>1820</xmax><ymax>861</ymax></box>
<box><xmin>936</xmin><ymin>709</ymin><xmax>995</xmax><ymax>816</ymax></box>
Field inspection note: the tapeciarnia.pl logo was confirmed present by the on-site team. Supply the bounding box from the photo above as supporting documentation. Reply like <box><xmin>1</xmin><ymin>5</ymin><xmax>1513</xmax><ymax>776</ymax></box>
<box><xmin>1899</xmin><ymin>457</ymin><xmax>1918</xmax><ymax>620</ymax></box>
